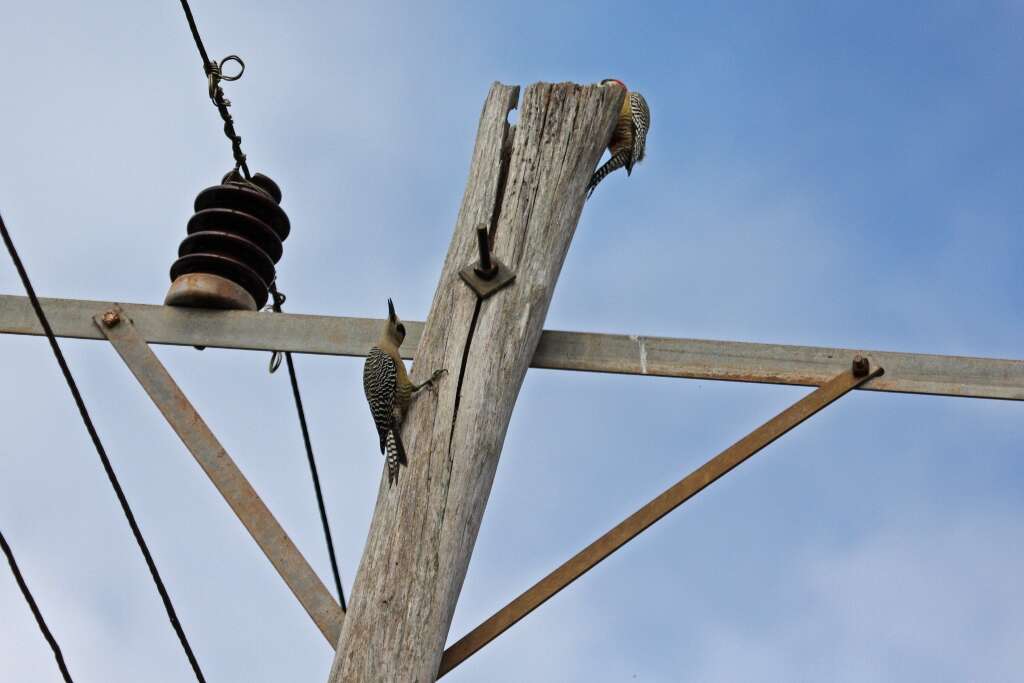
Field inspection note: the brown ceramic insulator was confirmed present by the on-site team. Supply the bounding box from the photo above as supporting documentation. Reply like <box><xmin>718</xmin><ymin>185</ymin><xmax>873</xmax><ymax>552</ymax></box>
<box><xmin>178</xmin><ymin>230</ymin><xmax>276</xmax><ymax>285</ymax></box>
<box><xmin>222</xmin><ymin>170</ymin><xmax>283</xmax><ymax>204</ymax></box>
<box><xmin>170</xmin><ymin>252</ymin><xmax>270</xmax><ymax>309</ymax></box>
<box><xmin>164</xmin><ymin>273</ymin><xmax>257</xmax><ymax>311</ymax></box>
<box><xmin>194</xmin><ymin>183</ymin><xmax>290</xmax><ymax>240</ymax></box>
<box><xmin>166</xmin><ymin>172</ymin><xmax>289</xmax><ymax>311</ymax></box>
<box><xmin>187</xmin><ymin>208</ymin><xmax>283</xmax><ymax>263</ymax></box>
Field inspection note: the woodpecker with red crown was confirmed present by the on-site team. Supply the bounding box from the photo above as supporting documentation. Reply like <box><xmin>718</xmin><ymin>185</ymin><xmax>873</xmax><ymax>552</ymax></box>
<box><xmin>586</xmin><ymin>78</ymin><xmax>651</xmax><ymax>198</ymax></box>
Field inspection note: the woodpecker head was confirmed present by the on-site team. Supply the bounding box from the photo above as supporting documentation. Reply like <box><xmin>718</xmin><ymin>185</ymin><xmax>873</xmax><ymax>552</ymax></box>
<box><xmin>600</xmin><ymin>78</ymin><xmax>627</xmax><ymax>90</ymax></box>
<box><xmin>384</xmin><ymin>298</ymin><xmax>407</xmax><ymax>347</ymax></box>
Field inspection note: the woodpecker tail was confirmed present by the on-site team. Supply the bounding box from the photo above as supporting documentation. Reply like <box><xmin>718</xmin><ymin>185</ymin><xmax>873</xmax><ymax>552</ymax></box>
<box><xmin>586</xmin><ymin>150</ymin><xmax>632</xmax><ymax>198</ymax></box>
<box><xmin>385</xmin><ymin>428</ymin><xmax>407</xmax><ymax>486</ymax></box>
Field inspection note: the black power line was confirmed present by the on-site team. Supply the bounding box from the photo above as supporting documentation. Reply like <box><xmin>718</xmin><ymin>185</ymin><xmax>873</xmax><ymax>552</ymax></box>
<box><xmin>270</xmin><ymin>286</ymin><xmax>346</xmax><ymax>610</ymax></box>
<box><xmin>0</xmin><ymin>211</ymin><xmax>206</xmax><ymax>682</ymax></box>
<box><xmin>0</xmin><ymin>528</ymin><xmax>74</xmax><ymax>682</ymax></box>
<box><xmin>286</xmin><ymin>351</ymin><xmax>347</xmax><ymax>610</ymax></box>
<box><xmin>179</xmin><ymin>0</ymin><xmax>251</xmax><ymax>178</ymax></box>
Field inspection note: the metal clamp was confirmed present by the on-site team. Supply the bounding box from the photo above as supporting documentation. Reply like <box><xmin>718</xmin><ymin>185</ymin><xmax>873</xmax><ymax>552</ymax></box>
<box><xmin>458</xmin><ymin>226</ymin><xmax>515</xmax><ymax>299</ymax></box>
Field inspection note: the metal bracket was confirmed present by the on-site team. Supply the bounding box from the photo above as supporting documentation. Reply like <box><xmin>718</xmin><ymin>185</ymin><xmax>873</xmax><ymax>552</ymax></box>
<box><xmin>459</xmin><ymin>225</ymin><xmax>516</xmax><ymax>299</ymax></box>
<box><xmin>94</xmin><ymin>305</ymin><xmax>343</xmax><ymax>646</ymax></box>
<box><xmin>438</xmin><ymin>356</ymin><xmax>884</xmax><ymax>677</ymax></box>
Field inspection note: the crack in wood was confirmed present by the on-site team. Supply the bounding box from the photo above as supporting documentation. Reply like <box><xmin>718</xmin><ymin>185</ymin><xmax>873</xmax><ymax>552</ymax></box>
<box><xmin>329</xmin><ymin>82</ymin><xmax>623</xmax><ymax>682</ymax></box>
<box><xmin>440</xmin><ymin>93</ymin><xmax>519</xmax><ymax>564</ymax></box>
<box><xmin>449</xmin><ymin>99</ymin><xmax>518</xmax><ymax>443</ymax></box>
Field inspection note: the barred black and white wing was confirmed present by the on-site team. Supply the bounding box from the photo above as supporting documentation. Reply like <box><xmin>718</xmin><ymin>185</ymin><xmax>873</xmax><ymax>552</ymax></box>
<box><xmin>363</xmin><ymin>347</ymin><xmax>395</xmax><ymax>452</ymax></box>
<box><xmin>363</xmin><ymin>346</ymin><xmax>406</xmax><ymax>485</ymax></box>
<box><xmin>629</xmin><ymin>91</ymin><xmax>650</xmax><ymax>168</ymax></box>
<box><xmin>586</xmin><ymin>89</ymin><xmax>651</xmax><ymax>198</ymax></box>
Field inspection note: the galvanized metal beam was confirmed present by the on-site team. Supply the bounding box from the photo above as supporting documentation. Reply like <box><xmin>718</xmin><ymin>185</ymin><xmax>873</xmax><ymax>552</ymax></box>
<box><xmin>437</xmin><ymin>359</ymin><xmax>884</xmax><ymax>677</ymax></box>
<box><xmin>93</xmin><ymin>306</ymin><xmax>343</xmax><ymax>646</ymax></box>
<box><xmin>1</xmin><ymin>294</ymin><xmax>1022</xmax><ymax>400</ymax></box>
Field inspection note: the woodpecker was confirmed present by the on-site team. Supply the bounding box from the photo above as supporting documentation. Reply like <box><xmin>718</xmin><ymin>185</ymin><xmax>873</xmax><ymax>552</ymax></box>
<box><xmin>363</xmin><ymin>298</ymin><xmax>446</xmax><ymax>486</ymax></box>
<box><xmin>586</xmin><ymin>79</ymin><xmax>651</xmax><ymax>198</ymax></box>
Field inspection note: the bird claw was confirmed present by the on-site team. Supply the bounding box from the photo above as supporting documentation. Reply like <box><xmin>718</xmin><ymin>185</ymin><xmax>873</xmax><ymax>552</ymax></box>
<box><xmin>419</xmin><ymin>368</ymin><xmax>447</xmax><ymax>393</ymax></box>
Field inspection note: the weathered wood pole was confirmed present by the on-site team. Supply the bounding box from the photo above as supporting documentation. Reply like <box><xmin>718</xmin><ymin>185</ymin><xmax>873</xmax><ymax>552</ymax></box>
<box><xmin>327</xmin><ymin>81</ymin><xmax>624</xmax><ymax>682</ymax></box>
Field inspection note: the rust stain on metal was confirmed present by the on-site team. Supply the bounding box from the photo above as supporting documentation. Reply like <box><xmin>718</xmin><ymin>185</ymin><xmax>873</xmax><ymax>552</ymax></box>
<box><xmin>101</xmin><ymin>310</ymin><xmax>121</xmax><ymax>328</ymax></box>
<box><xmin>438</xmin><ymin>359</ymin><xmax>884</xmax><ymax>678</ymax></box>
<box><xmin>93</xmin><ymin>307</ymin><xmax>343</xmax><ymax>646</ymax></box>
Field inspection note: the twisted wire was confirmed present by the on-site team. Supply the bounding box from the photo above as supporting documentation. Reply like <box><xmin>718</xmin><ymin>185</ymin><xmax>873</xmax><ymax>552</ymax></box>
<box><xmin>179</xmin><ymin>0</ymin><xmax>251</xmax><ymax>178</ymax></box>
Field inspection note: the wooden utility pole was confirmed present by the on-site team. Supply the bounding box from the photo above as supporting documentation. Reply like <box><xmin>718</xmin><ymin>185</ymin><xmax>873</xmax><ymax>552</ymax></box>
<box><xmin>327</xmin><ymin>82</ymin><xmax>623</xmax><ymax>681</ymax></box>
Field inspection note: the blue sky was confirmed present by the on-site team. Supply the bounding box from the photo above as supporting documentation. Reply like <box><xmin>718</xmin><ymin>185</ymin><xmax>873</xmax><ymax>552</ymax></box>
<box><xmin>1</xmin><ymin>2</ymin><xmax>1022</xmax><ymax>681</ymax></box>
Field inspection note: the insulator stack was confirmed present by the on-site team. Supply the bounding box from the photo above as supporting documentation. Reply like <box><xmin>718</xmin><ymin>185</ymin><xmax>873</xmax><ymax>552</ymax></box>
<box><xmin>165</xmin><ymin>172</ymin><xmax>290</xmax><ymax>311</ymax></box>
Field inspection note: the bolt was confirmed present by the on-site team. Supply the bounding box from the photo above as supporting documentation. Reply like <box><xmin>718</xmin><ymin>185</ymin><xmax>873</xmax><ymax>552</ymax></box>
<box><xmin>473</xmin><ymin>225</ymin><xmax>498</xmax><ymax>281</ymax></box>
<box><xmin>852</xmin><ymin>355</ymin><xmax>869</xmax><ymax>378</ymax></box>
<box><xmin>101</xmin><ymin>310</ymin><xmax>121</xmax><ymax>328</ymax></box>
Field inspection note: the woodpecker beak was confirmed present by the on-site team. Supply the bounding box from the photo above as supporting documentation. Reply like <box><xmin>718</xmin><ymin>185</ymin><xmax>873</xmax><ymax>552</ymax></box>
<box><xmin>388</xmin><ymin>298</ymin><xmax>397</xmax><ymax>322</ymax></box>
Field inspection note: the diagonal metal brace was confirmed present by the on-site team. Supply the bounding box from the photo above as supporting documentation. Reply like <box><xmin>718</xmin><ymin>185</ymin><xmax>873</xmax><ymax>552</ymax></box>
<box><xmin>94</xmin><ymin>305</ymin><xmax>343</xmax><ymax>646</ymax></box>
<box><xmin>438</xmin><ymin>357</ymin><xmax>884</xmax><ymax>677</ymax></box>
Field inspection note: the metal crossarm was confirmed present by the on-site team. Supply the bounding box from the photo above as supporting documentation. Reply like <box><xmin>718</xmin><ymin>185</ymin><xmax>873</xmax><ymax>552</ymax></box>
<box><xmin>438</xmin><ymin>358</ymin><xmax>883</xmax><ymax>677</ymax></box>
<box><xmin>2</xmin><ymin>295</ymin><xmax>1020</xmax><ymax>400</ymax></box>
<box><xmin>94</xmin><ymin>306</ymin><xmax>343</xmax><ymax>645</ymax></box>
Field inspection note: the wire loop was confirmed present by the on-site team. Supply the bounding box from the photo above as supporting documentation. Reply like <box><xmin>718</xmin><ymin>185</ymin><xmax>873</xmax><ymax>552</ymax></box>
<box><xmin>268</xmin><ymin>351</ymin><xmax>283</xmax><ymax>374</ymax></box>
<box><xmin>182</xmin><ymin>0</ymin><xmax>251</xmax><ymax>178</ymax></box>
<box><xmin>218</xmin><ymin>55</ymin><xmax>245</xmax><ymax>81</ymax></box>
<box><xmin>205</xmin><ymin>55</ymin><xmax>245</xmax><ymax>104</ymax></box>
<box><xmin>266</xmin><ymin>288</ymin><xmax>286</xmax><ymax>373</ymax></box>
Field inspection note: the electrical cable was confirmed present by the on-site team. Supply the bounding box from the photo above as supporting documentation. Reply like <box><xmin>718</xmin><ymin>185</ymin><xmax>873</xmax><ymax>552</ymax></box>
<box><xmin>269</xmin><ymin>285</ymin><xmax>346</xmax><ymax>610</ymax></box>
<box><xmin>179</xmin><ymin>0</ymin><xmax>251</xmax><ymax>178</ymax></box>
<box><xmin>0</xmin><ymin>527</ymin><xmax>74</xmax><ymax>682</ymax></box>
<box><xmin>0</xmin><ymin>211</ymin><xmax>206</xmax><ymax>682</ymax></box>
